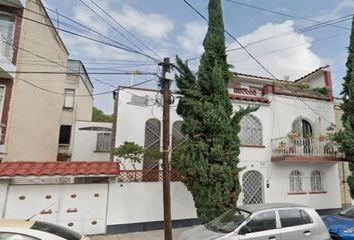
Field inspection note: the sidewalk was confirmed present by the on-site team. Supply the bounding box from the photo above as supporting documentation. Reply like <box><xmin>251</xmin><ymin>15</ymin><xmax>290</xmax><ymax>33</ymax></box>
<box><xmin>90</xmin><ymin>227</ymin><xmax>189</xmax><ymax>240</ymax></box>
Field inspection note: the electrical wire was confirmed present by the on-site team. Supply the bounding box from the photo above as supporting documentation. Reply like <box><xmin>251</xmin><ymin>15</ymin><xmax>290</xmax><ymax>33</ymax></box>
<box><xmin>78</xmin><ymin>0</ymin><xmax>160</xmax><ymax>63</ymax></box>
<box><xmin>223</xmin><ymin>0</ymin><xmax>349</xmax><ymax>30</ymax></box>
<box><xmin>184</xmin><ymin>0</ymin><xmax>278</xmax><ymax>78</ymax></box>
<box><xmin>88</xmin><ymin>0</ymin><xmax>162</xmax><ymax>61</ymax></box>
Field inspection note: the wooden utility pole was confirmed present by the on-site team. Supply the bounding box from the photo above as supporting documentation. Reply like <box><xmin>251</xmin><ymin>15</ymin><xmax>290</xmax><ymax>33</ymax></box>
<box><xmin>160</xmin><ymin>57</ymin><xmax>173</xmax><ymax>240</ymax></box>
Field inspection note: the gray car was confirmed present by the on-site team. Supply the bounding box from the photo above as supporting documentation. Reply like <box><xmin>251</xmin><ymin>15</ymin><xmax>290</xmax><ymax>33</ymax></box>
<box><xmin>177</xmin><ymin>203</ymin><xmax>330</xmax><ymax>240</ymax></box>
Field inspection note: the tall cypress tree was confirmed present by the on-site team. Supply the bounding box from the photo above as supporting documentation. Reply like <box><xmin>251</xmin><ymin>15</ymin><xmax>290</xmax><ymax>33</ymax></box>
<box><xmin>173</xmin><ymin>0</ymin><xmax>258</xmax><ymax>223</ymax></box>
<box><xmin>336</xmin><ymin>15</ymin><xmax>354</xmax><ymax>197</ymax></box>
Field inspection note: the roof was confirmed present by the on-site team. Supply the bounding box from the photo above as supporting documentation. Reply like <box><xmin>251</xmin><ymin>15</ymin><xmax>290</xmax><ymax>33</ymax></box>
<box><xmin>229</xmin><ymin>94</ymin><xmax>270</xmax><ymax>103</ymax></box>
<box><xmin>238</xmin><ymin>203</ymin><xmax>307</xmax><ymax>213</ymax></box>
<box><xmin>0</xmin><ymin>220</ymin><xmax>34</xmax><ymax>228</ymax></box>
<box><xmin>0</xmin><ymin>161</ymin><xmax>119</xmax><ymax>177</ymax></box>
<box><xmin>294</xmin><ymin>65</ymin><xmax>330</xmax><ymax>82</ymax></box>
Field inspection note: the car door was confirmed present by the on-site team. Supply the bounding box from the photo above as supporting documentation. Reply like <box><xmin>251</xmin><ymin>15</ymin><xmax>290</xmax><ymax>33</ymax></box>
<box><xmin>278</xmin><ymin>209</ymin><xmax>317</xmax><ymax>240</ymax></box>
<box><xmin>238</xmin><ymin>210</ymin><xmax>281</xmax><ymax>240</ymax></box>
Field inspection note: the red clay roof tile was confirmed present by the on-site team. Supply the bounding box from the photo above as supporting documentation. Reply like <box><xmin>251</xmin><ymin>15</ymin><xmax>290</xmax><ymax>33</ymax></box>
<box><xmin>0</xmin><ymin>161</ymin><xmax>120</xmax><ymax>177</ymax></box>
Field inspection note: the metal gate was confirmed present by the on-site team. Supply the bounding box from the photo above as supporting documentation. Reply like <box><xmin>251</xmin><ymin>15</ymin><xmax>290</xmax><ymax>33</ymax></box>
<box><xmin>4</xmin><ymin>184</ymin><xmax>108</xmax><ymax>235</ymax></box>
<box><xmin>242</xmin><ymin>170</ymin><xmax>264</xmax><ymax>205</ymax></box>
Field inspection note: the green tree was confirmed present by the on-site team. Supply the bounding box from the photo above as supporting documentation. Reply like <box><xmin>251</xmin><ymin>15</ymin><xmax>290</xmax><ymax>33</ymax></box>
<box><xmin>92</xmin><ymin>107</ymin><xmax>113</xmax><ymax>122</ymax></box>
<box><xmin>173</xmin><ymin>0</ymin><xmax>258</xmax><ymax>223</ymax></box>
<box><xmin>335</xmin><ymin>16</ymin><xmax>354</xmax><ymax>198</ymax></box>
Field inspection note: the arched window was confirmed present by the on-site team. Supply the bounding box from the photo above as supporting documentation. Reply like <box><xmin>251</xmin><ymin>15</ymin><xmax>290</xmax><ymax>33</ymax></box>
<box><xmin>289</xmin><ymin>170</ymin><xmax>303</xmax><ymax>193</ymax></box>
<box><xmin>311</xmin><ymin>170</ymin><xmax>325</xmax><ymax>192</ymax></box>
<box><xmin>143</xmin><ymin>118</ymin><xmax>161</xmax><ymax>171</ymax></box>
<box><xmin>292</xmin><ymin>117</ymin><xmax>313</xmax><ymax>138</ymax></box>
<box><xmin>239</xmin><ymin>114</ymin><xmax>263</xmax><ymax>145</ymax></box>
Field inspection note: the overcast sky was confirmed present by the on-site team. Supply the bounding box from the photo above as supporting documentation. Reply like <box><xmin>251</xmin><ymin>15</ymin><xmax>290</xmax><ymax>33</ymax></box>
<box><xmin>42</xmin><ymin>0</ymin><xmax>354</xmax><ymax>114</ymax></box>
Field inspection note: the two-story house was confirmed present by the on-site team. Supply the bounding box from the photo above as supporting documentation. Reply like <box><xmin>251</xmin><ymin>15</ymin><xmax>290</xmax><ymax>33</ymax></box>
<box><xmin>0</xmin><ymin>0</ymin><xmax>93</xmax><ymax>161</ymax></box>
<box><xmin>114</xmin><ymin>65</ymin><xmax>344</xmax><ymax>213</ymax></box>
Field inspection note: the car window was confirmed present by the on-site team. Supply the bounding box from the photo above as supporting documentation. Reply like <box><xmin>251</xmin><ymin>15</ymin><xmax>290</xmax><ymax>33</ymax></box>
<box><xmin>0</xmin><ymin>233</ymin><xmax>40</xmax><ymax>240</ymax></box>
<box><xmin>279</xmin><ymin>210</ymin><xmax>312</xmax><ymax>228</ymax></box>
<box><xmin>339</xmin><ymin>206</ymin><xmax>354</xmax><ymax>218</ymax></box>
<box><xmin>31</xmin><ymin>221</ymin><xmax>82</xmax><ymax>240</ymax></box>
<box><xmin>206</xmin><ymin>208</ymin><xmax>251</xmax><ymax>233</ymax></box>
<box><xmin>243</xmin><ymin>211</ymin><xmax>276</xmax><ymax>233</ymax></box>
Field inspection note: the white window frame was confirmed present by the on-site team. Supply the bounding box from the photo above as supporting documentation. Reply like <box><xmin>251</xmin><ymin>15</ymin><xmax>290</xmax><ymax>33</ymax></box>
<box><xmin>0</xmin><ymin>85</ymin><xmax>5</xmax><ymax>121</ymax></box>
<box><xmin>64</xmin><ymin>88</ymin><xmax>75</xmax><ymax>109</ymax></box>
<box><xmin>310</xmin><ymin>170</ymin><xmax>325</xmax><ymax>192</ymax></box>
<box><xmin>96</xmin><ymin>132</ymin><xmax>111</xmax><ymax>152</ymax></box>
<box><xmin>0</xmin><ymin>12</ymin><xmax>15</xmax><ymax>61</ymax></box>
<box><xmin>239</xmin><ymin>114</ymin><xmax>263</xmax><ymax>145</ymax></box>
<box><xmin>289</xmin><ymin>170</ymin><xmax>304</xmax><ymax>193</ymax></box>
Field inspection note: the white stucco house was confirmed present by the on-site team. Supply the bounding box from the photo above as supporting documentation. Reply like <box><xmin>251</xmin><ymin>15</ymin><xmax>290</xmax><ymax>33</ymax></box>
<box><xmin>112</xmin><ymin>65</ymin><xmax>346</xmax><ymax>231</ymax></box>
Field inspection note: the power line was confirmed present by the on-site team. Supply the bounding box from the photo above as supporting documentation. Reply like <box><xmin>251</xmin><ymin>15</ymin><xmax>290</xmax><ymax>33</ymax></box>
<box><xmin>88</xmin><ymin>0</ymin><xmax>162</xmax><ymax>61</ymax></box>
<box><xmin>223</xmin><ymin>0</ymin><xmax>349</xmax><ymax>30</ymax></box>
<box><xmin>78</xmin><ymin>0</ymin><xmax>159</xmax><ymax>62</ymax></box>
<box><xmin>2</xmin><ymin>70</ymin><xmax>158</xmax><ymax>75</ymax></box>
<box><xmin>183</xmin><ymin>0</ymin><xmax>277</xmax><ymax>78</ymax></box>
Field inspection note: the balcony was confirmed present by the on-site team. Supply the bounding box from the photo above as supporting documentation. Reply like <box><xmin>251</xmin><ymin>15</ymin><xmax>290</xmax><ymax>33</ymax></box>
<box><xmin>271</xmin><ymin>136</ymin><xmax>344</xmax><ymax>162</ymax></box>
<box><xmin>0</xmin><ymin>33</ymin><xmax>15</xmax><ymax>79</ymax></box>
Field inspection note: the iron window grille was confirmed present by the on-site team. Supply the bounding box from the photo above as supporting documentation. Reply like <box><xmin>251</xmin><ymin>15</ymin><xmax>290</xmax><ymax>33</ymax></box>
<box><xmin>96</xmin><ymin>132</ymin><xmax>111</xmax><ymax>152</ymax></box>
<box><xmin>310</xmin><ymin>170</ymin><xmax>325</xmax><ymax>192</ymax></box>
<box><xmin>289</xmin><ymin>170</ymin><xmax>304</xmax><ymax>193</ymax></box>
<box><xmin>239</xmin><ymin>114</ymin><xmax>263</xmax><ymax>145</ymax></box>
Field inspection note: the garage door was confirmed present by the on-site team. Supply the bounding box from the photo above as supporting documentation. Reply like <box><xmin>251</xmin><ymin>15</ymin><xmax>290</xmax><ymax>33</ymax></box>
<box><xmin>4</xmin><ymin>184</ymin><xmax>108</xmax><ymax>235</ymax></box>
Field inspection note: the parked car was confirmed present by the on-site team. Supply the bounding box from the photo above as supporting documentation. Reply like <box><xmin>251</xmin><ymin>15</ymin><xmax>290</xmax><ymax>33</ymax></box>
<box><xmin>177</xmin><ymin>203</ymin><xmax>330</xmax><ymax>240</ymax></box>
<box><xmin>0</xmin><ymin>220</ymin><xmax>90</xmax><ymax>240</ymax></box>
<box><xmin>322</xmin><ymin>206</ymin><xmax>354</xmax><ymax>240</ymax></box>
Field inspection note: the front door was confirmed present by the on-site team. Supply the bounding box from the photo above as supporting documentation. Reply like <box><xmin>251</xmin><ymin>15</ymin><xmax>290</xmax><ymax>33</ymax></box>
<box><xmin>242</xmin><ymin>170</ymin><xmax>264</xmax><ymax>205</ymax></box>
<box><xmin>238</xmin><ymin>211</ymin><xmax>281</xmax><ymax>240</ymax></box>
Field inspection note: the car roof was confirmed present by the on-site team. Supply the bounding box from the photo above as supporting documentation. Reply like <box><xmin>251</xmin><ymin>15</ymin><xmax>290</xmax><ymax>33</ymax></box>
<box><xmin>0</xmin><ymin>220</ymin><xmax>35</xmax><ymax>229</ymax></box>
<box><xmin>237</xmin><ymin>203</ymin><xmax>307</xmax><ymax>213</ymax></box>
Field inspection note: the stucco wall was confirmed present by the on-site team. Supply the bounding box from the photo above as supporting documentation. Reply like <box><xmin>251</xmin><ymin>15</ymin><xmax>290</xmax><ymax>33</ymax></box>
<box><xmin>106</xmin><ymin>182</ymin><xmax>197</xmax><ymax>225</ymax></box>
<box><xmin>71</xmin><ymin>121</ymin><xmax>112</xmax><ymax>161</ymax></box>
<box><xmin>5</xmin><ymin>0</ymin><xmax>69</xmax><ymax>161</ymax></box>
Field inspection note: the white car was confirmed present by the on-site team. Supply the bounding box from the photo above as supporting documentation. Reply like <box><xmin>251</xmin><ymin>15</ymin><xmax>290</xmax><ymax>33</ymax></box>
<box><xmin>0</xmin><ymin>220</ymin><xmax>90</xmax><ymax>240</ymax></box>
<box><xmin>178</xmin><ymin>203</ymin><xmax>330</xmax><ymax>240</ymax></box>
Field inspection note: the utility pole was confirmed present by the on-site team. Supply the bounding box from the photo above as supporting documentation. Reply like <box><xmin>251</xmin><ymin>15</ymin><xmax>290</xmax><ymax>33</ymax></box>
<box><xmin>160</xmin><ymin>57</ymin><xmax>173</xmax><ymax>240</ymax></box>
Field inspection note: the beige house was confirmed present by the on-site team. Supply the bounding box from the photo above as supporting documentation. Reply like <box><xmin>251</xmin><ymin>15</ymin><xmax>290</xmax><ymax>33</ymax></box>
<box><xmin>0</xmin><ymin>0</ymin><xmax>93</xmax><ymax>161</ymax></box>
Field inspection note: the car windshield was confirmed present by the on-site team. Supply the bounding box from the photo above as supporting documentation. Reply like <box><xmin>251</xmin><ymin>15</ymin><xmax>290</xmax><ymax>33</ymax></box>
<box><xmin>205</xmin><ymin>208</ymin><xmax>250</xmax><ymax>233</ymax></box>
<box><xmin>339</xmin><ymin>206</ymin><xmax>354</xmax><ymax>218</ymax></box>
<box><xmin>31</xmin><ymin>221</ymin><xmax>83</xmax><ymax>240</ymax></box>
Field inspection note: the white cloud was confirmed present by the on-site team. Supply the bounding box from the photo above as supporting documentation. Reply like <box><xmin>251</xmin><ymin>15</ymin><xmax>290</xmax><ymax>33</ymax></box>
<box><xmin>177</xmin><ymin>21</ymin><xmax>207</xmax><ymax>55</ymax></box>
<box><xmin>227</xmin><ymin>20</ymin><xmax>324</xmax><ymax>80</ymax></box>
<box><xmin>111</xmin><ymin>5</ymin><xmax>174</xmax><ymax>40</ymax></box>
<box><xmin>73</xmin><ymin>6</ymin><xmax>109</xmax><ymax>35</ymax></box>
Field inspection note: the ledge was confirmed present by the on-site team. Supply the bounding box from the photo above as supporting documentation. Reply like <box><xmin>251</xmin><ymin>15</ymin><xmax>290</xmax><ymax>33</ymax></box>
<box><xmin>309</xmin><ymin>191</ymin><xmax>327</xmax><ymax>194</ymax></box>
<box><xmin>241</xmin><ymin>145</ymin><xmax>266</xmax><ymax>148</ymax></box>
<box><xmin>272</xmin><ymin>156</ymin><xmax>346</xmax><ymax>163</ymax></box>
<box><xmin>288</xmin><ymin>192</ymin><xmax>307</xmax><ymax>195</ymax></box>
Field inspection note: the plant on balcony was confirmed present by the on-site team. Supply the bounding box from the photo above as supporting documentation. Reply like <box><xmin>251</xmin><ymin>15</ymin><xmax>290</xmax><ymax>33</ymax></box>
<box><xmin>319</xmin><ymin>134</ymin><xmax>326</xmax><ymax>142</ymax></box>
<box><xmin>287</xmin><ymin>130</ymin><xmax>298</xmax><ymax>140</ymax></box>
<box><xmin>305</xmin><ymin>133</ymin><xmax>313</xmax><ymax>140</ymax></box>
<box><xmin>312</xmin><ymin>86</ymin><xmax>331</xmax><ymax>96</ymax></box>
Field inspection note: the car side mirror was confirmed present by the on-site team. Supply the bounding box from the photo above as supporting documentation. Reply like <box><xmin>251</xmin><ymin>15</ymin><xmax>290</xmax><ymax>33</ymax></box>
<box><xmin>239</xmin><ymin>226</ymin><xmax>251</xmax><ymax>235</ymax></box>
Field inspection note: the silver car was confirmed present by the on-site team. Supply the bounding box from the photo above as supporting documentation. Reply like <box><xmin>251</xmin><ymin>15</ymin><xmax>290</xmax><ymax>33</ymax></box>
<box><xmin>178</xmin><ymin>203</ymin><xmax>330</xmax><ymax>240</ymax></box>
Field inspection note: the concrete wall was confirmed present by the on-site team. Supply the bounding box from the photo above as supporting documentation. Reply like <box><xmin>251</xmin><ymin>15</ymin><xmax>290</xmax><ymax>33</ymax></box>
<box><xmin>106</xmin><ymin>182</ymin><xmax>197</xmax><ymax>226</ymax></box>
<box><xmin>71</xmin><ymin>121</ymin><xmax>112</xmax><ymax>161</ymax></box>
<box><xmin>5</xmin><ymin>0</ymin><xmax>69</xmax><ymax>161</ymax></box>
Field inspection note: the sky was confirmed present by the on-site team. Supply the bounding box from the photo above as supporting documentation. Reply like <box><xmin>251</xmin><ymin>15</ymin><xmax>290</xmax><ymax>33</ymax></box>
<box><xmin>41</xmin><ymin>0</ymin><xmax>354</xmax><ymax>114</ymax></box>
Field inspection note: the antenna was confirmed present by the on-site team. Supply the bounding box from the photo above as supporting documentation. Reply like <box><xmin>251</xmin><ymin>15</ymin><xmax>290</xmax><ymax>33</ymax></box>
<box><xmin>25</xmin><ymin>203</ymin><xmax>55</xmax><ymax>221</ymax></box>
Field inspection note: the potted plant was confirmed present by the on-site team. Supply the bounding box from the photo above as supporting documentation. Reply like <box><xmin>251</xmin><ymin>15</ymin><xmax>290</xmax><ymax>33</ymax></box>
<box><xmin>287</xmin><ymin>130</ymin><xmax>298</xmax><ymax>140</ymax></box>
<box><xmin>319</xmin><ymin>134</ymin><xmax>326</xmax><ymax>142</ymax></box>
<box><xmin>305</xmin><ymin>133</ymin><xmax>313</xmax><ymax>140</ymax></box>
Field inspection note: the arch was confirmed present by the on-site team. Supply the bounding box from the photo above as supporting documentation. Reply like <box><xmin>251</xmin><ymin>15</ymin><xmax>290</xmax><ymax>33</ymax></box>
<box><xmin>292</xmin><ymin>117</ymin><xmax>313</xmax><ymax>138</ymax></box>
<box><xmin>242</xmin><ymin>170</ymin><xmax>264</xmax><ymax>205</ymax></box>
<box><xmin>311</xmin><ymin>170</ymin><xmax>325</xmax><ymax>192</ymax></box>
<box><xmin>143</xmin><ymin>118</ymin><xmax>161</xmax><ymax>172</ymax></box>
<box><xmin>289</xmin><ymin>170</ymin><xmax>304</xmax><ymax>193</ymax></box>
<box><xmin>239</xmin><ymin>114</ymin><xmax>263</xmax><ymax>145</ymax></box>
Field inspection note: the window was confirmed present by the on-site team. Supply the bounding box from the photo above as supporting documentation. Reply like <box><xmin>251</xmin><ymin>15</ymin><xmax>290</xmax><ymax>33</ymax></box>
<box><xmin>64</xmin><ymin>89</ymin><xmax>75</xmax><ymax>109</ymax></box>
<box><xmin>96</xmin><ymin>132</ymin><xmax>111</xmax><ymax>152</ymax></box>
<box><xmin>242</xmin><ymin>211</ymin><xmax>276</xmax><ymax>233</ymax></box>
<box><xmin>239</xmin><ymin>114</ymin><xmax>263</xmax><ymax>145</ymax></box>
<box><xmin>289</xmin><ymin>170</ymin><xmax>303</xmax><ymax>193</ymax></box>
<box><xmin>59</xmin><ymin>125</ymin><xmax>71</xmax><ymax>145</ymax></box>
<box><xmin>279</xmin><ymin>210</ymin><xmax>312</xmax><ymax>228</ymax></box>
<box><xmin>311</xmin><ymin>170</ymin><xmax>325</xmax><ymax>192</ymax></box>
<box><xmin>0</xmin><ymin>233</ymin><xmax>39</xmax><ymax>240</ymax></box>
<box><xmin>0</xmin><ymin>85</ymin><xmax>5</xmax><ymax>119</ymax></box>
<box><xmin>143</xmin><ymin>118</ymin><xmax>161</xmax><ymax>170</ymax></box>
<box><xmin>0</xmin><ymin>13</ymin><xmax>15</xmax><ymax>61</ymax></box>
<box><xmin>292</xmin><ymin>117</ymin><xmax>313</xmax><ymax>138</ymax></box>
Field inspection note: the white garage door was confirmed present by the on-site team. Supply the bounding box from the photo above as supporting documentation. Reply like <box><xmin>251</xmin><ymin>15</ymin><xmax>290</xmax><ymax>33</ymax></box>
<box><xmin>4</xmin><ymin>184</ymin><xmax>108</xmax><ymax>235</ymax></box>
